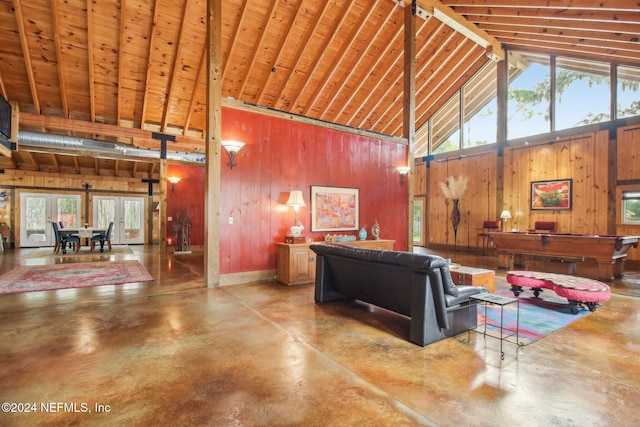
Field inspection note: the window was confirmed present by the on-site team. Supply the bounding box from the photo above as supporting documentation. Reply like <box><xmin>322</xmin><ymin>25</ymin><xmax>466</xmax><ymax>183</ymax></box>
<box><xmin>432</xmin><ymin>95</ymin><xmax>460</xmax><ymax>154</ymax></box>
<box><xmin>622</xmin><ymin>191</ymin><xmax>640</xmax><ymax>224</ymax></box>
<box><xmin>556</xmin><ymin>58</ymin><xmax>610</xmax><ymax>130</ymax></box>
<box><xmin>507</xmin><ymin>52</ymin><xmax>551</xmax><ymax>139</ymax></box>
<box><xmin>617</xmin><ymin>65</ymin><xmax>640</xmax><ymax>119</ymax></box>
<box><xmin>463</xmin><ymin>62</ymin><xmax>497</xmax><ymax>148</ymax></box>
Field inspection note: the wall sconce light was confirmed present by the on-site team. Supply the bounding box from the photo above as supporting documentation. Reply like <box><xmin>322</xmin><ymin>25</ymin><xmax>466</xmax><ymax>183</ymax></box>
<box><xmin>500</xmin><ymin>209</ymin><xmax>512</xmax><ymax>231</ymax></box>
<box><xmin>286</xmin><ymin>190</ymin><xmax>306</xmax><ymax>236</ymax></box>
<box><xmin>167</xmin><ymin>177</ymin><xmax>181</xmax><ymax>192</ymax></box>
<box><xmin>396</xmin><ymin>166</ymin><xmax>411</xmax><ymax>185</ymax></box>
<box><xmin>221</xmin><ymin>140</ymin><xmax>245</xmax><ymax>169</ymax></box>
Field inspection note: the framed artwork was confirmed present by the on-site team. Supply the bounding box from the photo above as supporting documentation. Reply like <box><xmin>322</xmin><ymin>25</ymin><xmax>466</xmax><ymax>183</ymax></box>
<box><xmin>413</xmin><ymin>196</ymin><xmax>426</xmax><ymax>246</ymax></box>
<box><xmin>531</xmin><ymin>179</ymin><xmax>572</xmax><ymax>210</ymax></box>
<box><xmin>310</xmin><ymin>186</ymin><xmax>359</xmax><ymax>232</ymax></box>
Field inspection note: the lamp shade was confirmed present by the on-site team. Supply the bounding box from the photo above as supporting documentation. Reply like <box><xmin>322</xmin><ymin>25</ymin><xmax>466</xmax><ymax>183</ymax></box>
<box><xmin>396</xmin><ymin>166</ymin><xmax>411</xmax><ymax>175</ymax></box>
<box><xmin>221</xmin><ymin>140</ymin><xmax>245</xmax><ymax>154</ymax></box>
<box><xmin>500</xmin><ymin>210</ymin><xmax>512</xmax><ymax>219</ymax></box>
<box><xmin>286</xmin><ymin>190</ymin><xmax>305</xmax><ymax>207</ymax></box>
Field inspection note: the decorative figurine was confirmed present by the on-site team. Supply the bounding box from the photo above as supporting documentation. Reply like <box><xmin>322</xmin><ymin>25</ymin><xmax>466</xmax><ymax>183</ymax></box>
<box><xmin>371</xmin><ymin>220</ymin><xmax>380</xmax><ymax>240</ymax></box>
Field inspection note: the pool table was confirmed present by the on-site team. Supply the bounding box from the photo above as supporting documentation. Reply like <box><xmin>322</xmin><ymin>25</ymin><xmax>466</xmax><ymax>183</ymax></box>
<box><xmin>487</xmin><ymin>232</ymin><xmax>639</xmax><ymax>281</ymax></box>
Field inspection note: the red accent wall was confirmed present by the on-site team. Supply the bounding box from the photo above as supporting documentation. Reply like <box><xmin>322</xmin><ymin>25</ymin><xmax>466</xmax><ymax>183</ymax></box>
<box><xmin>167</xmin><ymin>107</ymin><xmax>408</xmax><ymax>274</ymax></box>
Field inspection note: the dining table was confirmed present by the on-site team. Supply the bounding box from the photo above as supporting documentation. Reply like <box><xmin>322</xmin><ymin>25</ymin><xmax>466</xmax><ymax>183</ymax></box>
<box><xmin>58</xmin><ymin>227</ymin><xmax>107</xmax><ymax>253</ymax></box>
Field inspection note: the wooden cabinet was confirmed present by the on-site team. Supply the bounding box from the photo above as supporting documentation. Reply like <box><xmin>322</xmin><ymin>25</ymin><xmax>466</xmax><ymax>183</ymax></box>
<box><xmin>275</xmin><ymin>239</ymin><xmax>394</xmax><ymax>285</ymax></box>
<box><xmin>276</xmin><ymin>243</ymin><xmax>316</xmax><ymax>285</ymax></box>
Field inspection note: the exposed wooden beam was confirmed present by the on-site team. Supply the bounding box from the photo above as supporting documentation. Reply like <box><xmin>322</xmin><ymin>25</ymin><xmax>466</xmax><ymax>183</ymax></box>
<box><xmin>51</xmin><ymin>153</ymin><xmax>60</xmax><ymax>172</ymax></box>
<box><xmin>117</xmin><ymin>0</ymin><xmax>127</xmax><ymax>125</ymax></box>
<box><xmin>73</xmin><ymin>157</ymin><xmax>80</xmax><ymax>174</ymax></box>
<box><xmin>86</xmin><ymin>0</ymin><xmax>96</xmax><ymax>122</ymax></box>
<box><xmin>184</xmin><ymin>45</ymin><xmax>207</xmax><ymax>136</ymax></box>
<box><xmin>415</xmin><ymin>0</ymin><xmax>504</xmax><ymax>61</ymax></box>
<box><xmin>403</xmin><ymin>3</ymin><xmax>416</xmax><ymax>252</ymax></box>
<box><xmin>13</xmin><ymin>0</ymin><xmax>41</xmax><ymax>114</ymax></box>
<box><xmin>29</xmin><ymin>152</ymin><xmax>39</xmax><ymax>170</ymax></box>
<box><xmin>51</xmin><ymin>0</ymin><xmax>69</xmax><ymax>117</ymax></box>
<box><xmin>132</xmin><ymin>161</ymin><xmax>138</xmax><ymax>177</ymax></box>
<box><xmin>140</xmin><ymin>0</ymin><xmax>160</xmax><ymax>131</ymax></box>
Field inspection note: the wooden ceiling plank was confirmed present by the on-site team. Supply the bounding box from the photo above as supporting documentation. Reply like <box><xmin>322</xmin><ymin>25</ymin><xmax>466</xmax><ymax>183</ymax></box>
<box><xmin>327</xmin><ymin>13</ymin><xmax>404</xmax><ymax>124</ymax></box>
<box><xmin>452</xmin><ymin>6</ymin><xmax>640</xmax><ymax>22</ymax></box>
<box><xmin>354</xmin><ymin>21</ymin><xmax>450</xmax><ymax>131</ymax></box>
<box><xmin>290</xmin><ymin>1</ymin><xmax>358</xmax><ymax>112</ymax></box>
<box><xmin>302</xmin><ymin>0</ymin><xmax>380</xmax><ymax>117</ymax></box>
<box><xmin>234</xmin><ymin>0</ymin><xmax>278</xmax><ymax>99</ymax></box>
<box><xmin>417</xmin><ymin>0</ymin><xmax>504</xmax><ymax>61</ymax></box>
<box><xmin>161</xmin><ymin>0</ymin><xmax>190</xmax><ymax>132</ymax></box>
<box><xmin>51</xmin><ymin>0</ymin><xmax>69</xmax><ymax>117</ymax></box>
<box><xmin>140</xmin><ymin>0</ymin><xmax>161</xmax><ymax>130</ymax></box>
<box><xmin>13</xmin><ymin>0</ymin><xmax>41</xmax><ymax>114</ymax></box>
<box><xmin>254</xmin><ymin>0</ymin><xmax>305</xmax><ymax>105</ymax></box>
<box><xmin>86</xmin><ymin>0</ymin><xmax>96</xmax><ymax>122</ymax></box>
<box><xmin>29</xmin><ymin>152</ymin><xmax>40</xmax><ymax>170</ymax></box>
<box><xmin>117</xmin><ymin>0</ymin><xmax>127</xmax><ymax>126</ymax></box>
<box><xmin>221</xmin><ymin>0</ymin><xmax>250</xmax><ymax>84</ymax></box>
<box><xmin>271</xmin><ymin>0</ymin><xmax>332</xmax><ymax>111</ymax></box>
<box><xmin>443</xmin><ymin>0</ymin><xmax>640</xmax><ymax>10</ymax></box>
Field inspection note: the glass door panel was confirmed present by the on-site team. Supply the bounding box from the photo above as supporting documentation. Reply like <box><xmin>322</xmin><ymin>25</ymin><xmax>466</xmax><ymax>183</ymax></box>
<box><xmin>93</xmin><ymin>196</ymin><xmax>144</xmax><ymax>245</ymax></box>
<box><xmin>19</xmin><ymin>193</ymin><xmax>81</xmax><ymax>247</ymax></box>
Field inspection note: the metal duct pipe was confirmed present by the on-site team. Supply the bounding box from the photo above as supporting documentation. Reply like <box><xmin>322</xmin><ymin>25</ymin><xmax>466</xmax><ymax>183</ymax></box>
<box><xmin>17</xmin><ymin>131</ymin><xmax>205</xmax><ymax>164</ymax></box>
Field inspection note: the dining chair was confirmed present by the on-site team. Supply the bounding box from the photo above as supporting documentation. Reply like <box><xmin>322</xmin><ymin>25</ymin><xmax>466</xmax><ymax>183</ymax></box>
<box><xmin>91</xmin><ymin>221</ymin><xmax>114</xmax><ymax>252</ymax></box>
<box><xmin>52</xmin><ymin>221</ymin><xmax>79</xmax><ymax>254</ymax></box>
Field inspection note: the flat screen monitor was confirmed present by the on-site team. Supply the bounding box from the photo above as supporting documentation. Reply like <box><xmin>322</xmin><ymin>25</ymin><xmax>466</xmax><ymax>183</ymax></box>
<box><xmin>0</xmin><ymin>95</ymin><xmax>11</xmax><ymax>140</ymax></box>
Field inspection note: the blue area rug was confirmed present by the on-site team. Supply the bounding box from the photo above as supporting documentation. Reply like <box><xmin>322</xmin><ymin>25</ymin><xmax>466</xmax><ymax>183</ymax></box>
<box><xmin>477</xmin><ymin>289</ymin><xmax>593</xmax><ymax>345</ymax></box>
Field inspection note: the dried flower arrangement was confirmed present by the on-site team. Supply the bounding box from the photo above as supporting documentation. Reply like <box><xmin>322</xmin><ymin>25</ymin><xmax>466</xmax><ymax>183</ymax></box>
<box><xmin>438</xmin><ymin>176</ymin><xmax>469</xmax><ymax>200</ymax></box>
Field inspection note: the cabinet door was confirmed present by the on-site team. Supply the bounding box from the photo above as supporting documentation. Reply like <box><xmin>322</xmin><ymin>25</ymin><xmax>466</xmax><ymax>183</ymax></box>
<box><xmin>290</xmin><ymin>246</ymin><xmax>315</xmax><ymax>284</ymax></box>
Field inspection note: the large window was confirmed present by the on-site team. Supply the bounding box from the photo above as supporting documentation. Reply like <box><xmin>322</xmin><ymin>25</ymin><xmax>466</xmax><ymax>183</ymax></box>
<box><xmin>617</xmin><ymin>65</ymin><xmax>640</xmax><ymax>119</ymax></box>
<box><xmin>507</xmin><ymin>52</ymin><xmax>551</xmax><ymax>139</ymax></box>
<box><xmin>463</xmin><ymin>62</ymin><xmax>497</xmax><ymax>148</ymax></box>
<box><xmin>556</xmin><ymin>58</ymin><xmax>609</xmax><ymax>130</ymax></box>
<box><xmin>432</xmin><ymin>95</ymin><xmax>460</xmax><ymax>154</ymax></box>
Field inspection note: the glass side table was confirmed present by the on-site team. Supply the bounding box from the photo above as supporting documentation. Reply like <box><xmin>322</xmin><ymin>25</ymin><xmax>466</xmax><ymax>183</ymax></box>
<box><xmin>468</xmin><ymin>293</ymin><xmax>523</xmax><ymax>359</ymax></box>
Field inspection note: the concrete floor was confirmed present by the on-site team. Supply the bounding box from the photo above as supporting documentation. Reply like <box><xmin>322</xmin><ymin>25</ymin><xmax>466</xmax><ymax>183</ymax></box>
<box><xmin>0</xmin><ymin>245</ymin><xmax>639</xmax><ymax>426</ymax></box>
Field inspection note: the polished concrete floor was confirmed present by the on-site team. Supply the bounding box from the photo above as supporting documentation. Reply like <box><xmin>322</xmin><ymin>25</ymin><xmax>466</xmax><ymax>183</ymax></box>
<box><xmin>0</xmin><ymin>245</ymin><xmax>639</xmax><ymax>426</ymax></box>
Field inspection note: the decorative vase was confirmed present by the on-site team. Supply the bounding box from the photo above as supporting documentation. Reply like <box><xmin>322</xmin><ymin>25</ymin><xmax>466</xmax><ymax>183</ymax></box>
<box><xmin>450</xmin><ymin>199</ymin><xmax>460</xmax><ymax>251</ymax></box>
<box><xmin>371</xmin><ymin>220</ymin><xmax>380</xmax><ymax>240</ymax></box>
<box><xmin>359</xmin><ymin>227</ymin><xmax>367</xmax><ymax>240</ymax></box>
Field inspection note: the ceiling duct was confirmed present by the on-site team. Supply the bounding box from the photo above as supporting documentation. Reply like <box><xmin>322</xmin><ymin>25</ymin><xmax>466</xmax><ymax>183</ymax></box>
<box><xmin>17</xmin><ymin>131</ymin><xmax>206</xmax><ymax>164</ymax></box>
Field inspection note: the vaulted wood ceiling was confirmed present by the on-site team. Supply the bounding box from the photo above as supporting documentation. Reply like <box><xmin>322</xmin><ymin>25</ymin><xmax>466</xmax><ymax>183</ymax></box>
<box><xmin>0</xmin><ymin>0</ymin><xmax>638</xmax><ymax>176</ymax></box>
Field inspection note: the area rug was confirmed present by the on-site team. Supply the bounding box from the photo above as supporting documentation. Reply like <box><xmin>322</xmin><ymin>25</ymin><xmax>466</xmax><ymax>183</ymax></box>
<box><xmin>20</xmin><ymin>245</ymin><xmax>133</xmax><ymax>260</ymax></box>
<box><xmin>0</xmin><ymin>261</ymin><xmax>153</xmax><ymax>295</ymax></box>
<box><xmin>476</xmin><ymin>289</ymin><xmax>593</xmax><ymax>346</ymax></box>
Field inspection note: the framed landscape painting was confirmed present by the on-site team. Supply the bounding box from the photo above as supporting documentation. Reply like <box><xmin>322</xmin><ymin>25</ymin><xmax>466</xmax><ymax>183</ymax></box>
<box><xmin>310</xmin><ymin>186</ymin><xmax>359</xmax><ymax>232</ymax></box>
<box><xmin>531</xmin><ymin>179</ymin><xmax>572</xmax><ymax>210</ymax></box>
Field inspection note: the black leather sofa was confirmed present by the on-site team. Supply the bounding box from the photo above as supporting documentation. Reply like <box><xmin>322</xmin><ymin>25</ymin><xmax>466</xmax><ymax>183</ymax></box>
<box><xmin>310</xmin><ymin>243</ymin><xmax>488</xmax><ymax>347</ymax></box>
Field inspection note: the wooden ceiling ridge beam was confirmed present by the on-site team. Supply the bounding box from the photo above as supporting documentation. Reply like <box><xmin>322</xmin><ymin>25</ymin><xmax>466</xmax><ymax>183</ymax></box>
<box><xmin>234</xmin><ymin>0</ymin><xmax>279</xmax><ymax>99</ymax></box>
<box><xmin>327</xmin><ymin>7</ymin><xmax>404</xmax><ymax>123</ymax></box>
<box><xmin>290</xmin><ymin>1</ymin><xmax>359</xmax><ymax>111</ymax></box>
<box><xmin>254</xmin><ymin>0</ymin><xmax>305</xmax><ymax>105</ymax></box>
<box><xmin>160</xmin><ymin>0</ymin><xmax>190</xmax><ymax>132</ymax></box>
<box><xmin>51</xmin><ymin>0</ymin><xmax>69</xmax><ymax>117</ymax></box>
<box><xmin>415</xmin><ymin>0</ymin><xmax>504</xmax><ymax>62</ymax></box>
<box><xmin>271</xmin><ymin>0</ymin><xmax>332</xmax><ymax>111</ymax></box>
<box><xmin>140</xmin><ymin>0</ymin><xmax>161</xmax><ymax>131</ymax></box>
<box><xmin>13</xmin><ymin>0</ymin><xmax>41</xmax><ymax>114</ymax></box>
<box><xmin>302</xmin><ymin>0</ymin><xmax>380</xmax><ymax>117</ymax></box>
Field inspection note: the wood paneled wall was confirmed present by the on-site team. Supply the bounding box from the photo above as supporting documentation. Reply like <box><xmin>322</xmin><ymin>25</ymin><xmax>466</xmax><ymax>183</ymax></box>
<box><xmin>165</xmin><ymin>107</ymin><xmax>408</xmax><ymax>275</ymax></box>
<box><xmin>421</xmin><ymin>124</ymin><xmax>640</xmax><ymax>264</ymax></box>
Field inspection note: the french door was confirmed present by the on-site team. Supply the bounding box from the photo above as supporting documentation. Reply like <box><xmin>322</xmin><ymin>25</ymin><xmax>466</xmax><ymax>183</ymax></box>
<box><xmin>92</xmin><ymin>196</ymin><xmax>145</xmax><ymax>245</ymax></box>
<box><xmin>19</xmin><ymin>193</ymin><xmax>81</xmax><ymax>247</ymax></box>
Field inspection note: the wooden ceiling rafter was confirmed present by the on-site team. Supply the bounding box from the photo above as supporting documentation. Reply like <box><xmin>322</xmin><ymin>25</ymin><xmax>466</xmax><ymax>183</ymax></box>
<box><xmin>253</xmin><ymin>0</ymin><xmax>306</xmax><ymax>105</ymax></box>
<box><xmin>29</xmin><ymin>152</ymin><xmax>40</xmax><ymax>170</ymax></box>
<box><xmin>183</xmin><ymin>45</ymin><xmax>207</xmax><ymax>136</ymax></box>
<box><xmin>116</xmin><ymin>0</ymin><xmax>127</xmax><ymax>126</ymax></box>
<box><xmin>290</xmin><ymin>1</ymin><xmax>359</xmax><ymax>113</ymax></box>
<box><xmin>270</xmin><ymin>0</ymin><xmax>332</xmax><ymax>111</ymax></box>
<box><xmin>51</xmin><ymin>0</ymin><xmax>69</xmax><ymax>117</ymax></box>
<box><xmin>73</xmin><ymin>157</ymin><xmax>80</xmax><ymax>174</ymax></box>
<box><xmin>301</xmin><ymin>0</ymin><xmax>380</xmax><ymax>117</ymax></box>
<box><xmin>452</xmin><ymin>6</ymin><xmax>640</xmax><ymax>23</ymax></box>
<box><xmin>139</xmin><ymin>0</ymin><xmax>161</xmax><ymax>132</ymax></box>
<box><xmin>221</xmin><ymin>0</ymin><xmax>251</xmax><ymax>88</ymax></box>
<box><xmin>327</xmin><ymin>11</ymin><xmax>404</xmax><ymax>125</ymax></box>
<box><xmin>132</xmin><ymin>161</ymin><xmax>138</xmax><ymax>177</ymax></box>
<box><xmin>234</xmin><ymin>0</ymin><xmax>279</xmax><ymax>99</ymax></box>
<box><xmin>94</xmin><ymin>158</ymin><xmax>99</xmax><ymax>175</ymax></box>
<box><xmin>86</xmin><ymin>0</ymin><xmax>96</xmax><ymax>122</ymax></box>
<box><xmin>149</xmin><ymin>162</ymin><xmax>156</xmax><ymax>179</ymax></box>
<box><xmin>13</xmin><ymin>0</ymin><xmax>40</xmax><ymax>114</ymax></box>
<box><xmin>160</xmin><ymin>0</ymin><xmax>190</xmax><ymax>133</ymax></box>
<box><xmin>51</xmin><ymin>153</ymin><xmax>60</xmax><ymax>172</ymax></box>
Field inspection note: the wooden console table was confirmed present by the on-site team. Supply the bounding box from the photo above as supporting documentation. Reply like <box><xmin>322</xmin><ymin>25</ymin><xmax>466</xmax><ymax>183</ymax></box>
<box><xmin>275</xmin><ymin>239</ymin><xmax>395</xmax><ymax>285</ymax></box>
